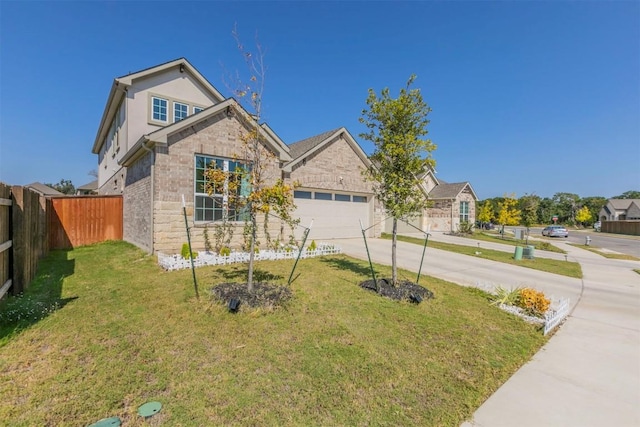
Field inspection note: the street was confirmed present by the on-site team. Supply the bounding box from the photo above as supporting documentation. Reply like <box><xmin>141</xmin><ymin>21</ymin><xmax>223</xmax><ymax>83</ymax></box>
<box><xmin>522</xmin><ymin>227</ymin><xmax>640</xmax><ymax>258</ymax></box>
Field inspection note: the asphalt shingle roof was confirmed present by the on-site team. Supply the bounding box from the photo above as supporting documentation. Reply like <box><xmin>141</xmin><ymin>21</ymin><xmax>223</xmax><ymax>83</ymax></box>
<box><xmin>288</xmin><ymin>128</ymin><xmax>341</xmax><ymax>159</ymax></box>
<box><xmin>609</xmin><ymin>199</ymin><xmax>640</xmax><ymax>210</ymax></box>
<box><xmin>428</xmin><ymin>182</ymin><xmax>468</xmax><ymax>199</ymax></box>
<box><xmin>25</xmin><ymin>182</ymin><xmax>64</xmax><ymax>196</ymax></box>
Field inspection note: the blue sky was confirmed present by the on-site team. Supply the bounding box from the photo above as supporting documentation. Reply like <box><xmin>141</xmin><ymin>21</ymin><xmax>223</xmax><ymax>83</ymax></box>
<box><xmin>1</xmin><ymin>1</ymin><xmax>638</xmax><ymax>200</ymax></box>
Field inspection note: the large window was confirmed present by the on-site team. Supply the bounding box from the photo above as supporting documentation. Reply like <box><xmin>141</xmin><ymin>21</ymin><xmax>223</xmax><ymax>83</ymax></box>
<box><xmin>460</xmin><ymin>201</ymin><xmax>470</xmax><ymax>222</ymax></box>
<box><xmin>174</xmin><ymin>102</ymin><xmax>188</xmax><ymax>122</ymax></box>
<box><xmin>152</xmin><ymin>97</ymin><xmax>168</xmax><ymax>122</ymax></box>
<box><xmin>194</xmin><ymin>155</ymin><xmax>250</xmax><ymax>222</ymax></box>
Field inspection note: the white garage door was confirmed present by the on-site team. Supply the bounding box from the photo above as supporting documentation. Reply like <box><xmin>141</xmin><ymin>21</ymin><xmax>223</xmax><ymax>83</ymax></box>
<box><xmin>292</xmin><ymin>190</ymin><xmax>370</xmax><ymax>240</ymax></box>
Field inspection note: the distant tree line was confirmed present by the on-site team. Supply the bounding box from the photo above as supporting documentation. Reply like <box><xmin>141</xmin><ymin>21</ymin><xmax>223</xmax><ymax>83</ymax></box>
<box><xmin>477</xmin><ymin>190</ymin><xmax>640</xmax><ymax>228</ymax></box>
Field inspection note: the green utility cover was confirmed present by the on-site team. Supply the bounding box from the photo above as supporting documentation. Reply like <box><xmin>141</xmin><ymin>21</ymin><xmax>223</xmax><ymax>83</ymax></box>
<box><xmin>89</xmin><ymin>417</ymin><xmax>121</xmax><ymax>427</ymax></box>
<box><xmin>138</xmin><ymin>401</ymin><xmax>162</xmax><ymax>418</ymax></box>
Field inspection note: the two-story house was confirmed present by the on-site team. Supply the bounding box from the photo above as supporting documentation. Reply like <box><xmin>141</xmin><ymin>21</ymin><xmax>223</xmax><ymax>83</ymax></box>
<box><xmin>92</xmin><ymin>58</ymin><xmax>381</xmax><ymax>253</ymax></box>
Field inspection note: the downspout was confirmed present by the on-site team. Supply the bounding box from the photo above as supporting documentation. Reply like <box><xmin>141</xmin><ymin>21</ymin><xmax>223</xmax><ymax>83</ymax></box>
<box><xmin>141</xmin><ymin>140</ymin><xmax>155</xmax><ymax>254</ymax></box>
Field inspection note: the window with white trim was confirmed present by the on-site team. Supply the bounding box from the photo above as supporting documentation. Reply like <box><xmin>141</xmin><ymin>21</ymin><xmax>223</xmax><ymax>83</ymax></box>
<box><xmin>193</xmin><ymin>106</ymin><xmax>204</xmax><ymax>114</ymax></box>
<box><xmin>460</xmin><ymin>201</ymin><xmax>470</xmax><ymax>222</ymax></box>
<box><xmin>174</xmin><ymin>102</ymin><xmax>188</xmax><ymax>122</ymax></box>
<box><xmin>152</xmin><ymin>97</ymin><xmax>168</xmax><ymax>122</ymax></box>
<box><xmin>194</xmin><ymin>155</ymin><xmax>250</xmax><ymax>222</ymax></box>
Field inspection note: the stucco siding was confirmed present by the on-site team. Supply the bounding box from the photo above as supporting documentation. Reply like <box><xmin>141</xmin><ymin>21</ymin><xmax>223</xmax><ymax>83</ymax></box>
<box><xmin>126</xmin><ymin>68</ymin><xmax>219</xmax><ymax>158</ymax></box>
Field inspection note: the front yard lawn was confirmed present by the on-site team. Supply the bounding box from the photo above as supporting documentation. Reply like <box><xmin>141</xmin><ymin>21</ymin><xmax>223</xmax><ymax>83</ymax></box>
<box><xmin>0</xmin><ymin>241</ymin><xmax>547</xmax><ymax>426</ymax></box>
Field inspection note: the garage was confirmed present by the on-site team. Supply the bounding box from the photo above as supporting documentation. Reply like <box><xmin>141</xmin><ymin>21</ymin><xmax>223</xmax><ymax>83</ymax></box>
<box><xmin>292</xmin><ymin>189</ymin><xmax>371</xmax><ymax>240</ymax></box>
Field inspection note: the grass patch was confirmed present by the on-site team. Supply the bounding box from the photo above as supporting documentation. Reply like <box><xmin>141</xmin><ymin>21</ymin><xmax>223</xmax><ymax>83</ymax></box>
<box><xmin>634</xmin><ymin>269</ymin><xmax>640</xmax><ymax>275</ymax></box>
<box><xmin>569</xmin><ymin>244</ymin><xmax>640</xmax><ymax>261</ymax></box>
<box><xmin>385</xmin><ymin>234</ymin><xmax>582</xmax><ymax>279</ymax></box>
<box><xmin>0</xmin><ymin>241</ymin><xmax>547</xmax><ymax>426</ymax></box>
<box><xmin>471</xmin><ymin>231</ymin><xmax>565</xmax><ymax>254</ymax></box>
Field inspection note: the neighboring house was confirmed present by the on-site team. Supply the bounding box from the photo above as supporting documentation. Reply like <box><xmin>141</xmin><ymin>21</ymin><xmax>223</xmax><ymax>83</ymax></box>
<box><xmin>25</xmin><ymin>182</ymin><xmax>64</xmax><ymax>197</ymax></box>
<box><xmin>598</xmin><ymin>199</ymin><xmax>640</xmax><ymax>221</ymax></box>
<box><xmin>92</xmin><ymin>58</ymin><xmax>379</xmax><ymax>253</ymax></box>
<box><xmin>76</xmin><ymin>180</ymin><xmax>98</xmax><ymax>195</ymax></box>
<box><xmin>384</xmin><ymin>168</ymin><xmax>478</xmax><ymax>233</ymax></box>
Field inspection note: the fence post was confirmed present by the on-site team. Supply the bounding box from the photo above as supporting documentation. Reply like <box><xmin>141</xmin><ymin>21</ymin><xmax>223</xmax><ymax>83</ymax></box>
<box><xmin>11</xmin><ymin>186</ymin><xmax>24</xmax><ymax>294</ymax></box>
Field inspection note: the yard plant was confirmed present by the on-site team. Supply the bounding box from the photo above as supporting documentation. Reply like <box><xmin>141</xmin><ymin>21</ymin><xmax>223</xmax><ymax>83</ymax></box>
<box><xmin>0</xmin><ymin>241</ymin><xmax>547</xmax><ymax>426</ymax></box>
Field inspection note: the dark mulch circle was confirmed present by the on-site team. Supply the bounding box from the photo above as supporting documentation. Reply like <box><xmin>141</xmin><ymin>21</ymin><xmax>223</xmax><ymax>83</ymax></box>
<box><xmin>360</xmin><ymin>278</ymin><xmax>434</xmax><ymax>303</ymax></box>
<box><xmin>211</xmin><ymin>282</ymin><xmax>292</xmax><ymax>311</ymax></box>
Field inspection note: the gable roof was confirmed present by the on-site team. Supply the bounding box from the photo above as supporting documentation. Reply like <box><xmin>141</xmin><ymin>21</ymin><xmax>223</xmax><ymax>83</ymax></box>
<box><xmin>608</xmin><ymin>199</ymin><xmax>640</xmax><ymax>210</ymax></box>
<box><xmin>92</xmin><ymin>58</ymin><xmax>226</xmax><ymax>154</ymax></box>
<box><xmin>429</xmin><ymin>181</ymin><xmax>478</xmax><ymax>201</ymax></box>
<box><xmin>26</xmin><ymin>182</ymin><xmax>64</xmax><ymax>196</ymax></box>
<box><xmin>288</xmin><ymin>128</ymin><xmax>342</xmax><ymax>159</ymax></box>
<box><xmin>77</xmin><ymin>180</ymin><xmax>98</xmax><ymax>191</ymax></box>
<box><xmin>121</xmin><ymin>98</ymin><xmax>292</xmax><ymax>167</ymax></box>
<box><xmin>284</xmin><ymin>128</ymin><xmax>371</xmax><ymax>172</ymax></box>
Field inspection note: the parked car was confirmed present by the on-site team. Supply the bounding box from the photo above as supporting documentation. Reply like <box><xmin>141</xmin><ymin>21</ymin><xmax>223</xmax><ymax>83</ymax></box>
<box><xmin>542</xmin><ymin>225</ymin><xmax>569</xmax><ymax>238</ymax></box>
<box><xmin>593</xmin><ymin>221</ymin><xmax>601</xmax><ymax>232</ymax></box>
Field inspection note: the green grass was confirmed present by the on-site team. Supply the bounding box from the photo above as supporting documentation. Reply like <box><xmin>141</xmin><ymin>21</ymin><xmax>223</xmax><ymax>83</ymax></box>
<box><xmin>0</xmin><ymin>241</ymin><xmax>547</xmax><ymax>426</ymax></box>
<box><xmin>384</xmin><ymin>234</ymin><xmax>583</xmax><ymax>279</ymax></box>
<box><xmin>634</xmin><ymin>269</ymin><xmax>640</xmax><ymax>275</ymax></box>
<box><xmin>471</xmin><ymin>231</ymin><xmax>566</xmax><ymax>254</ymax></box>
<box><xmin>569</xmin><ymin>244</ymin><xmax>640</xmax><ymax>261</ymax></box>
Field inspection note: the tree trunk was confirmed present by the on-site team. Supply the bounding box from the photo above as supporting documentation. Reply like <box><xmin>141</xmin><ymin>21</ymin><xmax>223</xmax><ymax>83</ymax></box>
<box><xmin>247</xmin><ymin>211</ymin><xmax>257</xmax><ymax>293</ymax></box>
<box><xmin>392</xmin><ymin>218</ymin><xmax>398</xmax><ymax>286</ymax></box>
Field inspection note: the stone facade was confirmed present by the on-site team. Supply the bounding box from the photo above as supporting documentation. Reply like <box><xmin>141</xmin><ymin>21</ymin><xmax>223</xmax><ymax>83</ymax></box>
<box><xmin>151</xmin><ymin>111</ymin><xmax>283</xmax><ymax>254</ymax></box>
<box><xmin>124</xmin><ymin>151</ymin><xmax>153</xmax><ymax>252</ymax></box>
<box><xmin>289</xmin><ymin>134</ymin><xmax>371</xmax><ymax>194</ymax></box>
<box><xmin>426</xmin><ymin>187</ymin><xmax>477</xmax><ymax>232</ymax></box>
<box><xmin>288</xmin><ymin>134</ymin><xmax>381</xmax><ymax>237</ymax></box>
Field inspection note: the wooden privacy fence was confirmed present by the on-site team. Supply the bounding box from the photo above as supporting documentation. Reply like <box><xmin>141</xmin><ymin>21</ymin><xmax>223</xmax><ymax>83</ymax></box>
<box><xmin>0</xmin><ymin>182</ymin><xmax>123</xmax><ymax>299</ymax></box>
<box><xmin>1</xmin><ymin>184</ymin><xmax>48</xmax><ymax>298</ymax></box>
<box><xmin>48</xmin><ymin>196</ymin><xmax>123</xmax><ymax>249</ymax></box>
<box><xmin>601</xmin><ymin>220</ymin><xmax>640</xmax><ymax>236</ymax></box>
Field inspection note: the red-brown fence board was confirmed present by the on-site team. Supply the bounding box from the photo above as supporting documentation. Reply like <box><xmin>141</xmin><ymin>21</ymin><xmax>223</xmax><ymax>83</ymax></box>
<box><xmin>48</xmin><ymin>196</ymin><xmax>123</xmax><ymax>249</ymax></box>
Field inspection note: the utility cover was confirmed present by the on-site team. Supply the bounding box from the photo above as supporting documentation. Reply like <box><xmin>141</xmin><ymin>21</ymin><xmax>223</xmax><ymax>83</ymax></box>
<box><xmin>138</xmin><ymin>401</ymin><xmax>162</xmax><ymax>418</ymax></box>
<box><xmin>89</xmin><ymin>417</ymin><xmax>121</xmax><ymax>427</ymax></box>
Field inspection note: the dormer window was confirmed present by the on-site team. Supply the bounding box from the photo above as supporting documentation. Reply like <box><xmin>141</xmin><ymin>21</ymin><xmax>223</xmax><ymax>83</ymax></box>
<box><xmin>174</xmin><ymin>102</ymin><xmax>188</xmax><ymax>122</ymax></box>
<box><xmin>152</xmin><ymin>97</ymin><xmax>168</xmax><ymax>122</ymax></box>
<box><xmin>193</xmin><ymin>106</ymin><xmax>204</xmax><ymax>114</ymax></box>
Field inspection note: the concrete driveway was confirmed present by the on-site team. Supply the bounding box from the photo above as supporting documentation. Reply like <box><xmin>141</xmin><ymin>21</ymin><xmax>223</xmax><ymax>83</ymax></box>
<box><xmin>334</xmin><ymin>233</ymin><xmax>640</xmax><ymax>427</ymax></box>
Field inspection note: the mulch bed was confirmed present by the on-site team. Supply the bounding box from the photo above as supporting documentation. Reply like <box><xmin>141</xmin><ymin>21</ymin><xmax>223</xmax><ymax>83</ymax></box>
<box><xmin>211</xmin><ymin>282</ymin><xmax>292</xmax><ymax>311</ymax></box>
<box><xmin>360</xmin><ymin>278</ymin><xmax>434</xmax><ymax>303</ymax></box>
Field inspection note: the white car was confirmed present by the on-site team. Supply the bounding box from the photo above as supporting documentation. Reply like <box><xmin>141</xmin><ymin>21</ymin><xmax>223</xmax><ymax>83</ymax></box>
<box><xmin>542</xmin><ymin>225</ymin><xmax>569</xmax><ymax>238</ymax></box>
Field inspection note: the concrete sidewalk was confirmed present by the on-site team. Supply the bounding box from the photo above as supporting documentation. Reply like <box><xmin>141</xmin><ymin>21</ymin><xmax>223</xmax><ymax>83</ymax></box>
<box><xmin>333</xmin><ymin>236</ymin><xmax>640</xmax><ymax>427</ymax></box>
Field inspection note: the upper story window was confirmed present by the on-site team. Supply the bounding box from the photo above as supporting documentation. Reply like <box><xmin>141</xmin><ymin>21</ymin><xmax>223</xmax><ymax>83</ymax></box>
<box><xmin>193</xmin><ymin>106</ymin><xmax>204</xmax><ymax>114</ymax></box>
<box><xmin>152</xmin><ymin>97</ymin><xmax>168</xmax><ymax>122</ymax></box>
<box><xmin>174</xmin><ymin>102</ymin><xmax>188</xmax><ymax>122</ymax></box>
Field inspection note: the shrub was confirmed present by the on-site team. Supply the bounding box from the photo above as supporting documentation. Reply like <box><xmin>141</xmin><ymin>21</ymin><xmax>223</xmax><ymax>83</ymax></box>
<box><xmin>219</xmin><ymin>247</ymin><xmax>231</xmax><ymax>257</ymax></box>
<box><xmin>181</xmin><ymin>243</ymin><xmax>197</xmax><ymax>260</ymax></box>
<box><xmin>307</xmin><ymin>240</ymin><xmax>317</xmax><ymax>252</ymax></box>
<box><xmin>517</xmin><ymin>288</ymin><xmax>550</xmax><ymax>317</ymax></box>
<box><xmin>490</xmin><ymin>286</ymin><xmax>521</xmax><ymax>306</ymax></box>
<box><xmin>457</xmin><ymin>221</ymin><xmax>474</xmax><ymax>234</ymax></box>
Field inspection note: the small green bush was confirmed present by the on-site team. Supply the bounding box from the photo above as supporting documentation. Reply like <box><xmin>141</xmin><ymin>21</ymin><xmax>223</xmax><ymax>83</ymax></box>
<box><xmin>307</xmin><ymin>240</ymin><xmax>317</xmax><ymax>251</ymax></box>
<box><xmin>490</xmin><ymin>286</ymin><xmax>521</xmax><ymax>306</ymax></box>
<box><xmin>219</xmin><ymin>247</ymin><xmax>231</xmax><ymax>257</ymax></box>
<box><xmin>181</xmin><ymin>243</ymin><xmax>197</xmax><ymax>260</ymax></box>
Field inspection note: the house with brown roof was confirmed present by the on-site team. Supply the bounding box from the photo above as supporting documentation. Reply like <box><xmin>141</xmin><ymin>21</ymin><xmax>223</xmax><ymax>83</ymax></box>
<box><xmin>598</xmin><ymin>199</ymin><xmax>640</xmax><ymax>221</ymax></box>
<box><xmin>92</xmin><ymin>58</ymin><xmax>380</xmax><ymax>253</ymax></box>
<box><xmin>385</xmin><ymin>168</ymin><xmax>478</xmax><ymax>233</ymax></box>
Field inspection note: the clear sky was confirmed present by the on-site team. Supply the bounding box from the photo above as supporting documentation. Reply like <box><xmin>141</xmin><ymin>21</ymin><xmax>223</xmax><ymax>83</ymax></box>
<box><xmin>1</xmin><ymin>1</ymin><xmax>638</xmax><ymax>200</ymax></box>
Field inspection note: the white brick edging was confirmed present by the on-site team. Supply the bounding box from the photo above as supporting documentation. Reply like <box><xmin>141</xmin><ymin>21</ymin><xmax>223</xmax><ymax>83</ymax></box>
<box><xmin>157</xmin><ymin>243</ymin><xmax>341</xmax><ymax>271</ymax></box>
